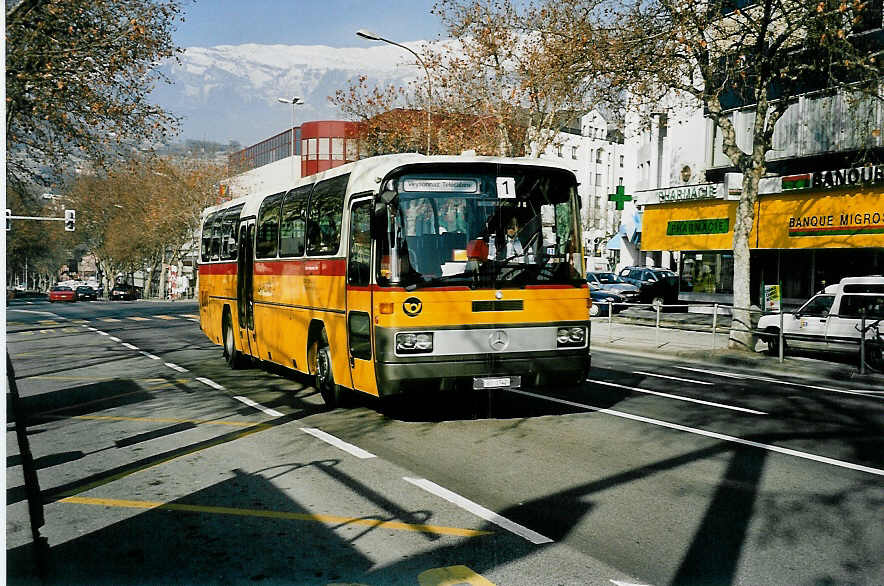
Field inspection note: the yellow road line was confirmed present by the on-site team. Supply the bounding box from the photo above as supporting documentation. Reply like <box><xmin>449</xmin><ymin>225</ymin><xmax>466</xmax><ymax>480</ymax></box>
<box><xmin>101</xmin><ymin>318</ymin><xmax>122</xmax><ymax>322</ymax></box>
<box><xmin>128</xmin><ymin>317</ymin><xmax>151</xmax><ymax>321</ymax></box>
<box><xmin>154</xmin><ymin>315</ymin><xmax>177</xmax><ymax>320</ymax></box>
<box><xmin>69</xmin><ymin>415</ymin><xmax>255</xmax><ymax>427</ymax></box>
<box><xmin>38</xmin><ymin>320</ymin><xmax>60</xmax><ymax>325</ymax></box>
<box><xmin>60</xmin><ymin>496</ymin><xmax>491</xmax><ymax>537</ymax></box>
<box><xmin>180</xmin><ymin>314</ymin><xmax>199</xmax><ymax>318</ymax></box>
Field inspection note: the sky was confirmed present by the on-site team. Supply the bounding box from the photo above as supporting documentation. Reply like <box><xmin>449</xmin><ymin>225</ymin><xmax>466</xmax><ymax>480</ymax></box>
<box><xmin>173</xmin><ymin>0</ymin><xmax>447</xmax><ymax>48</ymax></box>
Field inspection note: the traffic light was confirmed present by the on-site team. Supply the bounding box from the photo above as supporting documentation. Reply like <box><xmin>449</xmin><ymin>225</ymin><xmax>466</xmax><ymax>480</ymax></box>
<box><xmin>64</xmin><ymin>209</ymin><xmax>76</xmax><ymax>232</ymax></box>
<box><xmin>5</xmin><ymin>209</ymin><xmax>10</xmax><ymax>231</ymax></box>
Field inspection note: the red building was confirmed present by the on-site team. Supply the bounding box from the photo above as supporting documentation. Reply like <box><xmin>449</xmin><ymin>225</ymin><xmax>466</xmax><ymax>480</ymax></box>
<box><xmin>228</xmin><ymin>120</ymin><xmax>360</xmax><ymax>178</ymax></box>
<box><xmin>299</xmin><ymin>120</ymin><xmax>360</xmax><ymax>176</ymax></box>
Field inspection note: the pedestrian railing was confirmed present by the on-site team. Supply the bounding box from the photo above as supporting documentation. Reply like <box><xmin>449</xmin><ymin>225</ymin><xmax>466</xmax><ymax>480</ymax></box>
<box><xmin>595</xmin><ymin>301</ymin><xmax>883</xmax><ymax>373</ymax></box>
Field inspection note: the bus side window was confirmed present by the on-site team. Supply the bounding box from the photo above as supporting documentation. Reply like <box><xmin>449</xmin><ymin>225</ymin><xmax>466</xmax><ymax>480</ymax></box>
<box><xmin>256</xmin><ymin>192</ymin><xmax>284</xmax><ymax>258</ymax></box>
<box><xmin>307</xmin><ymin>173</ymin><xmax>349</xmax><ymax>256</ymax></box>
<box><xmin>220</xmin><ymin>205</ymin><xmax>242</xmax><ymax>261</ymax></box>
<box><xmin>348</xmin><ymin>201</ymin><xmax>371</xmax><ymax>286</ymax></box>
<box><xmin>201</xmin><ymin>213</ymin><xmax>217</xmax><ymax>262</ymax></box>
<box><xmin>280</xmin><ymin>186</ymin><xmax>310</xmax><ymax>257</ymax></box>
<box><xmin>210</xmin><ymin>213</ymin><xmax>224</xmax><ymax>261</ymax></box>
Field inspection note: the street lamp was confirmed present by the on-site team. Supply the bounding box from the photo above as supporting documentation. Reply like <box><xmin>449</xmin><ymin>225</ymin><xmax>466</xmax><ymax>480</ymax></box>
<box><xmin>277</xmin><ymin>96</ymin><xmax>304</xmax><ymax>181</ymax></box>
<box><xmin>356</xmin><ymin>29</ymin><xmax>433</xmax><ymax>155</ymax></box>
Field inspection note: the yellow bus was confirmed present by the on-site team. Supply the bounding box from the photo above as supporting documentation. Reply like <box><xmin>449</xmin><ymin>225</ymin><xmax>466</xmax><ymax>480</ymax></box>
<box><xmin>199</xmin><ymin>154</ymin><xmax>590</xmax><ymax>407</ymax></box>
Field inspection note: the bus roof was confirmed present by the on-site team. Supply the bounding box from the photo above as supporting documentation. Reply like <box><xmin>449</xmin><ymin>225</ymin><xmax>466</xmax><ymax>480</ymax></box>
<box><xmin>203</xmin><ymin>153</ymin><xmax>578</xmax><ymax>220</ymax></box>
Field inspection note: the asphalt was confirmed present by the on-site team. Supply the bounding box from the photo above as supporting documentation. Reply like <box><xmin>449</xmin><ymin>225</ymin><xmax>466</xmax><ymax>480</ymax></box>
<box><xmin>8</xmin><ymin>295</ymin><xmax>882</xmax><ymax>389</ymax></box>
<box><xmin>592</xmin><ymin>307</ymin><xmax>884</xmax><ymax>389</ymax></box>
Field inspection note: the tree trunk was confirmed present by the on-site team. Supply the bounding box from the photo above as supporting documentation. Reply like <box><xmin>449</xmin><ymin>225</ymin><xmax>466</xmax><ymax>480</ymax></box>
<box><xmin>728</xmin><ymin>170</ymin><xmax>762</xmax><ymax>351</ymax></box>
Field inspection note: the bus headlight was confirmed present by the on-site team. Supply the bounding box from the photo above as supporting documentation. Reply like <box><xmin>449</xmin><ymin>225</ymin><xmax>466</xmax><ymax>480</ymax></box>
<box><xmin>557</xmin><ymin>327</ymin><xmax>586</xmax><ymax>347</ymax></box>
<box><xmin>396</xmin><ymin>332</ymin><xmax>434</xmax><ymax>353</ymax></box>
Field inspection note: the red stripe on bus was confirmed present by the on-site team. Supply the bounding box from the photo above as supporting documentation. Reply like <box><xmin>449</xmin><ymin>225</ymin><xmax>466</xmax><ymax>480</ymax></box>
<box><xmin>525</xmin><ymin>284</ymin><xmax>588</xmax><ymax>289</ymax></box>
<box><xmin>199</xmin><ymin>263</ymin><xmax>237</xmax><ymax>275</ymax></box>
<box><xmin>254</xmin><ymin>258</ymin><xmax>346</xmax><ymax>276</ymax></box>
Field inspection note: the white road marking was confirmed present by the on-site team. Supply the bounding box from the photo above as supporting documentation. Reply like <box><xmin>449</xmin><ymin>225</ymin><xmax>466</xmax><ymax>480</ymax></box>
<box><xmin>633</xmin><ymin>371</ymin><xmax>713</xmax><ymax>385</ymax></box>
<box><xmin>676</xmin><ymin>366</ymin><xmax>745</xmax><ymax>379</ymax></box>
<box><xmin>109</xmin><ymin>336</ymin><xmax>122</xmax><ymax>342</ymax></box>
<box><xmin>196</xmin><ymin>377</ymin><xmax>224</xmax><ymax>390</ymax></box>
<box><xmin>675</xmin><ymin>366</ymin><xmax>879</xmax><ymax>397</ymax></box>
<box><xmin>140</xmin><ymin>351</ymin><xmax>161</xmax><ymax>360</ymax></box>
<box><xmin>588</xmin><ymin>379</ymin><xmax>766</xmax><ymax>415</ymax></box>
<box><xmin>96</xmin><ymin>331</ymin><xmax>109</xmax><ymax>336</ymax></box>
<box><xmin>8</xmin><ymin>309</ymin><xmax>57</xmax><ymax>316</ymax></box>
<box><xmin>234</xmin><ymin>396</ymin><xmax>284</xmax><ymax>417</ymax></box>
<box><xmin>507</xmin><ymin>388</ymin><xmax>884</xmax><ymax>477</ymax></box>
<box><xmin>300</xmin><ymin>427</ymin><xmax>376</xmax><ymax>459</ymax></box>
<box><xmin>164</xmin><ymin>362</ymin><xmax>187</xmax><ymax>373</ymax></box>
<box><xmin>403</xmin><ymin>477</ymin><xmax>553</xmax><ymax>545</ymax></box>
<box><xmin>121</xmin><ymin>343</ymin><xmax>139</xmax><ymax>350</ymax></box>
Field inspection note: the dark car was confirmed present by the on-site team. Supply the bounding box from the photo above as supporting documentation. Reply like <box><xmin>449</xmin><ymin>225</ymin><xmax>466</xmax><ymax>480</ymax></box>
<box><xmin>110</xmin><ymin>283</ymin><xmax>140</xmax><ymax>301</ymax></box>
<box><xmin>48</xmin><ymin>285</ymin><xmax>76</xmax><ymax>302</ymax></box>
<box><xmin>587</xmin><ymin>272</ymin><xmax>640</xmax><ymax>305</ymax></box>
<box><xmin>617</xmin><ymin>266</ymin><xmax>680</xmax><ymax>309</ymax></box>
<box><xmin>590</xmin><ymin>288</ymin><xmax>626</xmax><ymax>317</ymax></box>
<box><xmin>75</xmin><ymin>285</ymin><xmax>98</xmax><ymax>301</ymax></box>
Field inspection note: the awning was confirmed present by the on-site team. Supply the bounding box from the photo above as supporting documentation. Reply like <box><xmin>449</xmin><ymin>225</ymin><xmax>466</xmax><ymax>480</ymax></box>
<box><xmin>606</xmin><ymin>234</ymin><xmax>623</xmax><ymax>250</ymax></box>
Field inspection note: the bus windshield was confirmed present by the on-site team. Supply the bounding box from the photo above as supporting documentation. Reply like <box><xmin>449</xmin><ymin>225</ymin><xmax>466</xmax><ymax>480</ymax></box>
<box><xmin>377</xmin><ymin>169</ymin><xmax>583</xmax><ymax>289</ymax></box>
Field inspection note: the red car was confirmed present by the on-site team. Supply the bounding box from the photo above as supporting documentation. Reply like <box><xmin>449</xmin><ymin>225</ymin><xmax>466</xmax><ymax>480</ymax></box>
<box><xmin>48</xmin><ymin>285</ymin><xmax>76</xmax><ymax>302</ymax></box>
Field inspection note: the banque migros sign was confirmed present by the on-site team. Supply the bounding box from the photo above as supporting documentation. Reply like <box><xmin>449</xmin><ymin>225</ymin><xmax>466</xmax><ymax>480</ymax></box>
<box><xmin>782</xmin><ymin>163</ymin><xmax>884</xmax><ymax>191</ymax></box>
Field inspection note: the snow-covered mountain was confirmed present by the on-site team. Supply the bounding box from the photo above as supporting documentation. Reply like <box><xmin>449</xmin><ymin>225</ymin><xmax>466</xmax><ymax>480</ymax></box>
<box><xmin>151</xmin><ymin>42</ymin><xmax>430</xmax><ymax>146</ymax></box>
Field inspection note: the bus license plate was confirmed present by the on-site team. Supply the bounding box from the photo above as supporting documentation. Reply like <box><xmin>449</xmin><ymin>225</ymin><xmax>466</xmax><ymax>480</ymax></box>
<box><xmin>473</xmin><ymin>376</ymin><xmax>520</xmax><ymax>389</ymax></box>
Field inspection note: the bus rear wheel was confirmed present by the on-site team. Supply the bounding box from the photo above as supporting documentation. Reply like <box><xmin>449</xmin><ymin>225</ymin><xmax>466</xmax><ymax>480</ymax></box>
<box><xmin>313</xmin><ymin>330</ymin><xmax>344</xmax><ymax>408</ymax></box>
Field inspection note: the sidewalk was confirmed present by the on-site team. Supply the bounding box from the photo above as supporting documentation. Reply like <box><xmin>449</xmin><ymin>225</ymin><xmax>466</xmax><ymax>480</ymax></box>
<box><xmin>590</xmin><ymin>316</ymin><xmax>884</xmax><ymax>389</ymax></box>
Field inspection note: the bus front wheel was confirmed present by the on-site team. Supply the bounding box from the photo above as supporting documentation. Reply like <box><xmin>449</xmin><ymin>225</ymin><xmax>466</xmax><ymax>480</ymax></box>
<box><xmin>223</xmin><ymin>314</ymin><xmax>243</xmax><ymax>369</ymax></box>
<box><xmin>313</xmin><ymin>330</ymin><xmax>344</xmax><ymax>408</ymax></box>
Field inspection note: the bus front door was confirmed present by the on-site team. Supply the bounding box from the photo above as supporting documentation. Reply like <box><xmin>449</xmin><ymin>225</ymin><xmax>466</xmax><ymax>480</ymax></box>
<box><xmin>236</xmin><ymin>220</ymin><xmax>257</xmax><ymax>358</ymax></box>
<box><xmin>345</xmin><ymin>198</ymin><xmax>379</xmax><ymax>395</ymax></box>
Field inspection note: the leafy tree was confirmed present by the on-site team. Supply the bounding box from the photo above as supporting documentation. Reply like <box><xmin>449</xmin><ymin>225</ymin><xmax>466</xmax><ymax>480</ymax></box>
<box><xmin>5</xmin><ymin>186</ymin><xmax>79</xmax><ymax>290</ymax></box>
<box><xmin>5</xmin><ymin>0</ymin><xmax>184</xmax><ymax>191</ymax></box>
<box><xmin>487</xmin><ymin>0</ymin><xmax>880</xmax><ymax>348</ymax></box>
<box><xmin>600</xmin><ymin>0</ymin><xmax>882</xmax><ymax>348</ymax></box>
<box><xmin>68</xmin><ymin>156</ymin><xmax>225</xmax><ymax>297</ymax></box>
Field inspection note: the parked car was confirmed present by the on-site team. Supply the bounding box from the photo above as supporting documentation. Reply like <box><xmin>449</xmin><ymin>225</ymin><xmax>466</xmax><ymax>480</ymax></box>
<box><xmin>110</xmin><ymin>283</ymin><xmax>140</xmax><ymax>301</ymax></box>
<box><xmin>590</xmin><ymin>288</ymin><xmax>627</xmax><ymax>317</ymax></box>
<box><xmin>617</xmin><ymin>266</ymin><xmax>680</xmax><ymax>309</ymax></box>
<box><xmin>48</xmin><ymin>285</ymin><xmax>76</xmax><ymax>302</ymax></box>
<box><xmin>75</xmin><ymin>285</ymin><xmax>98</xmax><ymax>301</ymax></box>
<box><xmin>757</xmin><ymin>276</ymin><xmax>884</xmax><ymax>368</ymax></box>
<box><xmin>586</xmin><ymin>272</ymin><xmax>640</xmax><ymax>305</ymax></box>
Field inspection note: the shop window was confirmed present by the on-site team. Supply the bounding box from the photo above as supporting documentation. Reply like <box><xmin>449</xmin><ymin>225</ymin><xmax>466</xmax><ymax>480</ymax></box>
<box><xmin>680</xmin><ymin>252</ymin><xmax>734</xmax><ymax>294</ymax></box>
<box><xmin>318</xmin><ymin>138</ymin><xmax>330</xmax><ymax>160</ymax></box>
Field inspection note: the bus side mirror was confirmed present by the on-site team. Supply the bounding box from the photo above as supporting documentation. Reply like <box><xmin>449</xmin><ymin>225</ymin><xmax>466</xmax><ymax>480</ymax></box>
<box><xmin>379</xmin><ymin>188</ymin><xmax>397</xmax><ymax>206</ymax></box>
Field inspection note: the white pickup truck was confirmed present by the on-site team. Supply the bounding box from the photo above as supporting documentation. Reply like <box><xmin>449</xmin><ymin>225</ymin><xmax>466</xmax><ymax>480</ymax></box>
<box><xmin>757</xmin><ymin>276</ymin><xmax>884</xmax><ymax>367</ymax></box>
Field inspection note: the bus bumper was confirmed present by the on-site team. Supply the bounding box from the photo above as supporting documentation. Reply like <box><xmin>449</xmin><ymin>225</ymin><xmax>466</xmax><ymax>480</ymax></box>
<box><xmin>374</xmin><ymin>350</ymin><xmax>590</xmax><ymax>396</ymax></box>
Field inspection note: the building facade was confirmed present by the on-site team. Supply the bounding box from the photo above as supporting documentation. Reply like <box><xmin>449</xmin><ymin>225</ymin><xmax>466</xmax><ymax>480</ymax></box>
<box><xmin>534</xmin><ymin>110</ymin><xmax>632</xmax><ymax>270</ymax></box>
<box><xmin>224</xmin><ymin>120</ymin><xmax>360</xmax><ymax>199</ymax></box>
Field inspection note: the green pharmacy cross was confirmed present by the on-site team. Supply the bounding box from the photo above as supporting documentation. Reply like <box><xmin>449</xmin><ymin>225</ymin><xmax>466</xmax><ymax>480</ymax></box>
<box><xmin>608</xmin><ymin>185</ymin><xmax>632</xmax><ymax>210</ymax></box>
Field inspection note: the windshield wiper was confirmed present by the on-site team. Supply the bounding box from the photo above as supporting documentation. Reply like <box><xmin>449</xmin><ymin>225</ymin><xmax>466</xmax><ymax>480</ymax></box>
<box><xmin>404</xmin><ymin>273</ymin><xmax>472</xmax><ymax>291</ymax></box>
